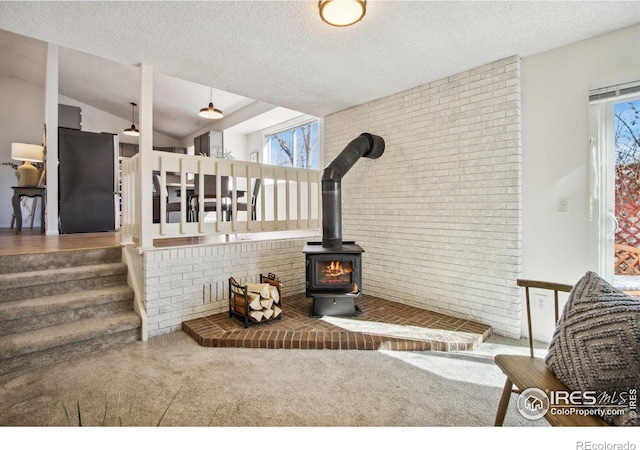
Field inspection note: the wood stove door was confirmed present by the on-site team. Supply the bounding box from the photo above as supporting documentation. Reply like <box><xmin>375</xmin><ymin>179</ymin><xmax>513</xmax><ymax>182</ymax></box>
<box><xmin>307</xmin><ymin>254</ymin><xmax>360</xmax><ymax>293</ymax></box>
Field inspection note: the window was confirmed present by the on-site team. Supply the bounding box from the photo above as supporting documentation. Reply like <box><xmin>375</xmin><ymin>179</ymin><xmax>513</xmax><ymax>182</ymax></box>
<box><xmin>613</xmin><ymin>97</ymin><xmax>640</xmax><ymax>248</ymax></box>
<box><xmin>588</xmin><ymin>82</ymin><xmax>640</xmax><ymax>280</ymax></box>
<box><xmin>264</xmin><ymin>119</ymin><xmax>319</xmax><ymax>169</ymax></box>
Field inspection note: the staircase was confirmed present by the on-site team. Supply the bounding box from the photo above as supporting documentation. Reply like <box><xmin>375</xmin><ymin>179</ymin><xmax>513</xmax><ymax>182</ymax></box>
<box><xmin>0</xmin><ymin>246</ymin><xmax>141</xmax><ymax>376</ymax></box>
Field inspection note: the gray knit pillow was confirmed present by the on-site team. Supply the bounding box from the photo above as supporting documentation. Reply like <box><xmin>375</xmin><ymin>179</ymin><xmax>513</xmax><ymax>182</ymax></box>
<box><xmin>545</xmin><ymin>271</ymin><xmax>640</xmax><ymax>426</ymax></box>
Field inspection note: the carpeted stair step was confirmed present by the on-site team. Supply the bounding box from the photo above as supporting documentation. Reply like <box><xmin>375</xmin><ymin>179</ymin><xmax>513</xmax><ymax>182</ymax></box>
<box><xmin>0</xmin><ymin>247</ymin><xmax>122</xmax><ymax>275</ymax></box>
<box><xmin>0</xmin><ymin>311</ymin><xmax>141</xmax><ymax>376</ymax></box>
<box><xmin>0</xmin><ymin>262</ymin><xmax>128</xmax><ymax>303</ymax></box>
<box><xmin>0</xmin><ymin>285</ymin><xmax>135</xmax><ymax>336</ymax></box>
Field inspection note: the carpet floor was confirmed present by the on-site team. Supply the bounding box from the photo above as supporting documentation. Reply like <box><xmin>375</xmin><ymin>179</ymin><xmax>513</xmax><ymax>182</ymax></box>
<box><xmin>0</xmin><ymin>330</ymin><xmax>549</xmax><ymax>425</ymax></box>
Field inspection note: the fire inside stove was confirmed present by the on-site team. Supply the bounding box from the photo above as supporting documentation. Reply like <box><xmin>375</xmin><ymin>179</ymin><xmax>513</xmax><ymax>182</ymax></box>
<box><xmin>304</xmin><ymin>242</ymin><xmax>363</xmax><ymax>297</ymax></box>
<box><xmin>319</xmin><ymin>261</ymin><xmax>354</xmax><ymax>284</ymax></box>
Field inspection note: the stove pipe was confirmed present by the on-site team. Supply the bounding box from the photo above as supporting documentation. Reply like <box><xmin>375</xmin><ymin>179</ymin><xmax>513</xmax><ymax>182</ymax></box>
<box><xmin>321</xmin><ymin>133</ymin><xmax>385</xmax><ymax>249</ymax></box>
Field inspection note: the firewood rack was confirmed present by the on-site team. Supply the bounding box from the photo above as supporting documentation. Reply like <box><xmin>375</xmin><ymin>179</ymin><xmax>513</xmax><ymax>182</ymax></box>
<box><xmin>229</xmin><ymin>273</ymin><xmax>283</xmax><ymax>328</ymax></box>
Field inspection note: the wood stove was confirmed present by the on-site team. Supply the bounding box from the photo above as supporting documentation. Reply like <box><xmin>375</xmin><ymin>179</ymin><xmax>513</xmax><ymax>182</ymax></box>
<box><xmin>304</xmin><ymin>241</ymin><xmax>363</xmax><ymax>316</ymax></box>
<box><xmin>304</xmin><ymin>133</ymin><xmax>385</xmax><ymax>317</ymax></box>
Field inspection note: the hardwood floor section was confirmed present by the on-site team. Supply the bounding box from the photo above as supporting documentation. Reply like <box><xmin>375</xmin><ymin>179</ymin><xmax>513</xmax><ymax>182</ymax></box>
<box><xmin>0</xmin><ymin>228</ymin><xmax>321</xmax><ymax>256</ymax></box>
<box><xmin>0</xmin><ymin>229</ymin><xmax>123</xmax><ymax>256</ymax></box>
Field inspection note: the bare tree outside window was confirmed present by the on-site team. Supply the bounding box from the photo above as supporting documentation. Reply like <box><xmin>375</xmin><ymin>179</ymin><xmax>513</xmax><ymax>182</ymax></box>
<box><xmin>614</xmin><ymin>99</ymin><xmax>640</xmax><ymax>246</ymax></box>
<box><xmin>615</xmin><ymin>100</ymin><xmax>640</xmax><ymax>165</ymax></box>
<box><xmin>266</xmin><ymin>120</ymin><xmax>319</xmax><ymax>169</ymax></box>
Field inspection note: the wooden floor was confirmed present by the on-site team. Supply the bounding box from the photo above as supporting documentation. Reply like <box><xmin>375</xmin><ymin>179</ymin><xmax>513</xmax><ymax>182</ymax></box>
<box><xmin>0</xmin><ymin>228</ymin><xmax>124</xmax><ymax>256</ymax></box>
<box><xmin>0</xmin><ymin>228</ymin><xmax>321</xmax><ymax>256</ymax></box>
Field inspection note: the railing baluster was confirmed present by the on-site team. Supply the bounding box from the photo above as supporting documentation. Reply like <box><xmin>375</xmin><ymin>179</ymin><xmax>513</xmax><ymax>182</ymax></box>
<box><xmin>198</xmin><ymin>160</ymin><xmax>204</xmax><ymax>234</ymax></box>
<box><xmin>215</xmin><ymin>161</ymin><xmax>221</xmax><ymax>233</ymax></box>
<box><xmin>285</xmin><ymin>170</ymin><xmax>290</xmax><ymax>229</ymax></box>
<box><xmin>159</xmin><ymin>157</ymin><xmax>166</xmax><ymax>236</ymax></box>
<box><xmin>296</xmin><ymin>171</ymin><xmax>301</xmax><ymax>229</ymax></box>
<box><xmin>179</xmin><ymin>158</ymin><xmax>186</xmax><ymax>234</ymax></box>
<box><xmin>260</xmin><ymin>165</ymin><xmax>266</xmax><ymax>231</ymax></box>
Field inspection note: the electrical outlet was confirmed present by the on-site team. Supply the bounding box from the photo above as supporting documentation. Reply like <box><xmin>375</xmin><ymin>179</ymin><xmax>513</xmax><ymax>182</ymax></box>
<box><xmin>558</xmin><ymin>198</ymin><xmax>569</xmax><ymax>213</ymax></box>
<box><xmin>534</xmin><ymin>293</ymin><xmax>546</xmax><ymax>309</ymax></box>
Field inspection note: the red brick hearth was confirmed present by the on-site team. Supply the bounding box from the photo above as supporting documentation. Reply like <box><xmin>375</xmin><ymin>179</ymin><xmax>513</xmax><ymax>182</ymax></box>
<box><xmin>182</xmin><ymin>294</ymin><xmax>492</xmax><ymax>351</ymax></box>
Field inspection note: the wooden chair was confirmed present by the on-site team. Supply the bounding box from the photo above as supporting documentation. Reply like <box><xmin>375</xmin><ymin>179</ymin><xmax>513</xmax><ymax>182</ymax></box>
<box><xmin>191</xmin><ymin>175</ymin><xmax>232</xmax><ymax>221</ymax></box>
<box><xmin>236</xmin><ymin>178</ymin><xmax>261</xmax><ymax>221</ymax></box>
<box><xmin>493</xmin><ymin>279</ymin><xmax>608</xmax><ymax>426</ymax></box>
<box><xmin>152</xmin><ymin>173</ymin><xmax>181</xmax><ymax>223</ymax></box>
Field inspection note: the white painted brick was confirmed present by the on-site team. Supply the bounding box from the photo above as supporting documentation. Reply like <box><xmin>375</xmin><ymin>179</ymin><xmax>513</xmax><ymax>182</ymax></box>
<box><xmin>325</xmin><ymin>56</ymin><xmax>522</xmax><ymax>336</ymax></box>
<box><xmin>142</xmin><ymin>237</ymin><xmax>314</xmax><ymax>335</ymax></box>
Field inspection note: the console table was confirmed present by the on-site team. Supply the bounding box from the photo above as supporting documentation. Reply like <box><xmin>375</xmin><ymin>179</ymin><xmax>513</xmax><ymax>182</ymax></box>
<box><xmin>12</xmin><ymin>186</ymin><xmax>46</xmax><ymax>234</ymax></box>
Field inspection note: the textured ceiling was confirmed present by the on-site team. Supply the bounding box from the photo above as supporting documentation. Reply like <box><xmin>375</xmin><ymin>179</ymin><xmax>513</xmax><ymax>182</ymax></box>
<box><xmin>1</xmin><ymin>1</ymin><xmax>639</xmax><ymax>140</ymax></box>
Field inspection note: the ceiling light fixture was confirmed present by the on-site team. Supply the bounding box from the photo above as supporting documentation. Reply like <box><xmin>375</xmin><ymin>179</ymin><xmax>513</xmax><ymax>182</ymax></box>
<box><xmin>319</xmin><ymin>0</ymin><xmax>366</xmax><ymax>27</ymax></box>
<box><xmin>199</xmin><ymin>87</ymin><xmax>224</xmax><ymax>119</ymax></box>
<box><xmin>123</xmin><ymin>102</ymin><xmax>140</xmax><ymax>136</ymax></box>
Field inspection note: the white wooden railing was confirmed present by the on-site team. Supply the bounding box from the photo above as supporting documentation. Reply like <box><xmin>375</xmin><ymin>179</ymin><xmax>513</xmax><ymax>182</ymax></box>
<box><xmin>121</xmin><ymin>151</ymin><xmax>321</xmax><ymax>246</ymax></box>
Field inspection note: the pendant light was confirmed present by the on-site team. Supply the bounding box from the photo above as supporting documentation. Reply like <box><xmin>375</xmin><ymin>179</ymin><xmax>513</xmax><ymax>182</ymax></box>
<box><xmin>199</xmin><ymin>87</ymin><xmax>224</xmax><ymax>119</ymax></box>
<box><xmin>123</xmin><ymin>102</ymin><xmax>140</xmax><ymax>136</ymax></box>
<box><xmin>319</xmin><ymin>0</ymin><xmax>366</xmax><ymax>27</ymax></box>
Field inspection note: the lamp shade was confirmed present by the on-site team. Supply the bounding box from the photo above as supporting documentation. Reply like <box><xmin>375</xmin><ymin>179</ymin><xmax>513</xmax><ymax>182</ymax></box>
<box><xmin>123</xmin><ymin>125</ymin><xmax>140</xmax><ymax>136</ymax></box>
<box><xmin>319</xmin><ymin>0</ymin><xmax>366</xmax><ymax>27</ymax></box>
<box><xmin>199</xmin><ymin>87</ymin><xmax>224</xmax><ymax>119</ymax></box>
<box><xmin>199</xmin><ymin>103</ymin><xmax>224</xmax><ymax>119</ymax></box>
<box><xmin>123</xmin><ymin>102</ymin><xmax>140</xmax><ymax>136</ymax></box>
<box><xmin>12</xmin><ymin>143</ymin><xmax>44</xmax><ymax>162</ymax></box>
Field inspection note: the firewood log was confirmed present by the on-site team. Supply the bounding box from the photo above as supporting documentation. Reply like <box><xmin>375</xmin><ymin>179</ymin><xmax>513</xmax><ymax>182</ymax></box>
<box><xmin>232</xmin><ymin>293</ymin><xmax>261</xmax><ymax>314</ymax></box>
<box><xmin>246</xmin><ymin>283</ymin><xmax>270</xmax><ymax>298</ymax></box>
<box><xmin>260</xmin><ymin>299</ymin><xmax>273</xmax><ymax>310</ymax></box>
<box><xmin>268</xmin><ymin>285</ymin><xmax>280</xmax><ymax>303</ymax></box>
<box><xmin>232</xmin><ymin>294</ymin><xmax>247</xmax><ymax>315</ymax></box>
<box><xmin>262</xmin><ymin>308</ymin><xmax>274</xmax><ymax>320</ymax></box>
<box><xmin>248</xmin><ymin>293</ymin><xmax>262</xmax><ymax>310</ymax></box>
<box><xmin>272</xmin><ymin>305</ymin><xmax>282</xmax><ymax>318</ymax></box>
<box><xmin>249</xmin><ymin>310</ymin><xmax>264</xmax><ymax>322</ymax></box>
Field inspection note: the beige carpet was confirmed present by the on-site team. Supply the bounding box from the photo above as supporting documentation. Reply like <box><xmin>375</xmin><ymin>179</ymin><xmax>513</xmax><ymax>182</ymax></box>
<box><xmin>1</xmin><ymin>330</ymin><xmax>626</xmax><ymax>449</ymax></box>
<box><xmin>0</xmin><ymin>330</ymin><xmax>548</xmax><ymax>425</ymax></box>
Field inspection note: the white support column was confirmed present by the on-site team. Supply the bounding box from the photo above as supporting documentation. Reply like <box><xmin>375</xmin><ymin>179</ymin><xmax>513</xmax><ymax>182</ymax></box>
<box><xmin>44</xmin><ymin>44</ymin><xmax>59</xmax><ymax>235</ymax></box>
<box><xmin>137</xmin><ymin>64</ymin><xmax>154</xmax><ymax>248</ymax></box>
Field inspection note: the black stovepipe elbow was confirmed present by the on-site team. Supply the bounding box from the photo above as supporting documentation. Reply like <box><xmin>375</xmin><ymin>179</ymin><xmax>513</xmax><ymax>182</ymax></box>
<box><xmin>321</xmin><ymin>133</ymin><xmax>385</xmax><ymax>182</ymax></box>
<box><xmin>321</xmin><ymin>133</ymin><xmax>385</xmax><ymax>249</ymax></box>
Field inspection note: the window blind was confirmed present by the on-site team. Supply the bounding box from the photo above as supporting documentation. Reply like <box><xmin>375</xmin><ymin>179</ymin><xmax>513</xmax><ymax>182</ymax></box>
<box><xmin>589</xmin><ymin>80</ymin><xmax>640</xmax><ymax>102</ymax></box>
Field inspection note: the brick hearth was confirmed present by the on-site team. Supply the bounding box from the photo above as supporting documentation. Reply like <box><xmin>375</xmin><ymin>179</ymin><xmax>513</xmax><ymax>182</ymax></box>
<box><xmin>182</xmin><ymin>294</ymin><xmax>492</xmax><ymax>351</ymax></box>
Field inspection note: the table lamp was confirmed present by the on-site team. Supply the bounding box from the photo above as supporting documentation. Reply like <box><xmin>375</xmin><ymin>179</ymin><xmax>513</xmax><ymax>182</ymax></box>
<box><xmin>12</xmin><ymin>143</ymin><xmax>44</xmax><ymax>187</ymax></box>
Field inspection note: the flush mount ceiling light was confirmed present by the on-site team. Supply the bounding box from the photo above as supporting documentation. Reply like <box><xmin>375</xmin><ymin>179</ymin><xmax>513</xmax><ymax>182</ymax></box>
<box><xmin>123</xmin><ymin>102</ymin><xmax>140</xmax><ymax>136</ymax></box>
<box><xmin>319</xmin><ymin>0</ymin><xmax>366</xmax><ymax>27</ymax></box>
<box><xmin>199</xmin><ymin>87</ymin><xmax>224</xmax><ymax>119</ymax></box>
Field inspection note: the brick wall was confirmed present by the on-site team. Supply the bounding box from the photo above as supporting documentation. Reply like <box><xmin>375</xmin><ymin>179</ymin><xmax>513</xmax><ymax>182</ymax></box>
<box><xmin>324</xmin><ymin>56</ymin><xmax>522</xmax><ymax>338</ymax></box>
<box><xmin>142</xmin><ymin>237</ymin><xmax>316</xmax><ymax>337</ymax></box>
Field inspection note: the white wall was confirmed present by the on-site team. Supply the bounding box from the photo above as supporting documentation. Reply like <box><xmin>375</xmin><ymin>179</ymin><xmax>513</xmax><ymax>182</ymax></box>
<box><xmin>521</xmin><ymin>23</ymin><xmax>640</xmax><ymax>341</ymax></box>
<box><xmin>58</xmin><ymin>95</ymin><xmax>180</xmax><ymax>148</ymax></box>
<box><xmin>222</xmin><ymin>131</ymin><xmax>248</xmax><ymax>161</ymax></box>
<box><xmin>324</xmin><ymin>56</ymin><xmax>522</xmax><ymax>339</ymax></box>
<box><xmin>0</xmin><ymin>77</ymin><xmax>45</xmax><ymax>228</ymax></box>
<box><xmin>247</xmin><ymin>131</ymin><xmax>264</xmax><ymax>162</ymax></box>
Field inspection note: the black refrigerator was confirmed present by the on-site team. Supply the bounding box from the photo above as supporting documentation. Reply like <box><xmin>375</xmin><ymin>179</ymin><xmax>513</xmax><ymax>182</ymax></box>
<box><xmin>58</xmin><ymin>127</ymin><xmax>117</xmax><ymax>233</ymax></box>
